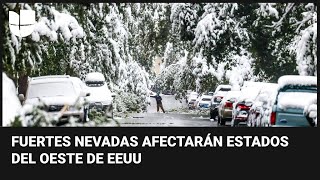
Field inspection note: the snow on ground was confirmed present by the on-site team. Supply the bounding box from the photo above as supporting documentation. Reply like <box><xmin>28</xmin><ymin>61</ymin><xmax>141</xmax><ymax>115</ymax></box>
<box><xmin>2</xmin><ymin>73</ymin><xmax>22</xmax><ymax>126</ymax></box>
<box><xmin>277</xmin><ymin>75</ymin><xmax>317</xmax><ymax>89</ymax></box>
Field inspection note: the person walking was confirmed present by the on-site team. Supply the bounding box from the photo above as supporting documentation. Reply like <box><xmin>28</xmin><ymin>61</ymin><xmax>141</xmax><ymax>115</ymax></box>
<box><xmin>154</xmin><ymin>92</ymin><xmax>165</xmax><ymax>113</ymax></box>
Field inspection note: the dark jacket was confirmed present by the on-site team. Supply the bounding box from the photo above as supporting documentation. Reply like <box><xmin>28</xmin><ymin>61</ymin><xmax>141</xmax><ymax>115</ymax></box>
<box><xmin>155</xmin><ymin>95</ymin><xmax>162</xmax><ymax>104</ymax></box>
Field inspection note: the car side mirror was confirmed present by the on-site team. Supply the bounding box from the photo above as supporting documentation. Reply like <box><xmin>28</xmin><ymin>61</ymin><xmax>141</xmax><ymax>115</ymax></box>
<box><xmin>86</xmin><ymin>92</ymin><xmax>91</xmax><ymax>97</ymax></box>
<box><xmin>18</xmin><ymin>94</ymin><xmax>25</xmax><ymax>101</ymax></box>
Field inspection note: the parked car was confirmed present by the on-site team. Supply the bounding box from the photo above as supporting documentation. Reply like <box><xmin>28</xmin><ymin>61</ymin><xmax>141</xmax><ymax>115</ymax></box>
<box><xmin>19</xmin><ymin>75</ymin><xmax>90</xmax><ymax>123</ymax></box>
<box><xmin>231</xmin><ymin>83</ymin><xmax>269</xmax><ymax>127</ymax></box>
<box><xmin>196</xmin><ymin>95</ymin><xmax>212</xmax><ymax>109</ymax></box>
<box><xmin>247</xmin><ymin>83</ymin><xmax>279</xmax><ymax>127</ymax></box>
<box><xmin>270</xmin><ymin>75</ymin><xmax>317</xmax><ymax>127</ymax></box>
<box><xmin>209</xmin><ymin>92</ymin><xmax>225</xmax><ymax>121</ymax></box>
<box><xmin>217</xmin><ymin>90</ymin><xmax>241</xmax><ymax>125</ymax></box>
<box><xmin>187</xmin><ymin>92</ymin><xmax>198</xmax><ymax>109</ymax></box>
<box><xmin>3</xmin><ymin>73</ymin><xmax>22</xmax><ymax>126</ymax></box>
<box><xmin>214</xmin><ymin>84</ymin><xmax>232</xmax><ymax>95</ymax></box>
<box><xmin>209</xmin><ymin>84</ymin><xmax>232</xmax><ymax>121</ymax></box>
<box><xmin>84</xmin><ymin>72</ymin><xmax>115</xmax><ymax>118</ymax></box>
<box><xmin>208</xmin><ymin>92</ymin><xmax>214</xmax><ymax>96</ymax></box>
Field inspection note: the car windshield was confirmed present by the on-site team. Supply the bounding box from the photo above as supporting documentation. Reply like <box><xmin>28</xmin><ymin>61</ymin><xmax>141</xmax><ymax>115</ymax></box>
<box><xmin>27</xmin><ymin>82</ymin><xmax>76</xmax><ymax>98</ymax></box>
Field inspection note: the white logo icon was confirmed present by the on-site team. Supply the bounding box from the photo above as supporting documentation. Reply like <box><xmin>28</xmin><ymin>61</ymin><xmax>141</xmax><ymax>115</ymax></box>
<box><xmin>9</xmin><ymin>10</ymin><xmax>35</xmax><ymax>37</ymax></box>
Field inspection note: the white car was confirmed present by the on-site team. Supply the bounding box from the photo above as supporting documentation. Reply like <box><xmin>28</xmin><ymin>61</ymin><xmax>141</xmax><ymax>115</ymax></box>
<box><xmin>214</xmin><ymin>85</ymin><xmax>232</xmax><ymax>95</ymax></box>
<box><xmin>187</xmin><ymin>92</ymin><xmax>198</xmax><ymax>109</ymax></box>
<box><xmin>247</xmin><ymin>83</ymin><xmax>279</xmax><ymax>127</ymax></box>
<box><xmin>196</xmin><ymin>95</ymin><xmax>212</xmax><ymax>109</ymax></box>
<box><xmin>3</xmin><ymin>73</ymin><xmax>22</xmax><ymax>126</ymax></box>
<box><xmin>84</xmin><ymin>72</ymin><xmax>115</xmax><ymax>118</ymax></box>
<box><xmin>19</xmin><ymin>75</ymin><xmax>90</xmax><ymax>123</ymax></box>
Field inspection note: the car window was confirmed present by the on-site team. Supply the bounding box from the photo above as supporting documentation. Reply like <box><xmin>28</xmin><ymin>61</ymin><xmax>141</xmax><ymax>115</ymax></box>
<box><xmin>86</xmin><ymin>81</ymin><xmax>105</xmax><ymax>87</ymax></box>
<box><xmin>202</xmin><ymin>98</ymin><xmax>211</xmax><ymax>101</ymax></box>
<box><xmin>277</xmin><ymin>91</ymin><xmax>316</xmax><ymax>109</ymax></box>
<box><xmin>27</xmin><ymin>81</ymin><xmax>76</xmax><ymax>98</ymax></box>
<box><xmin>219</xmin><ymin>88</ymin><xmax>231</xmax><ymax>91</ymax></box>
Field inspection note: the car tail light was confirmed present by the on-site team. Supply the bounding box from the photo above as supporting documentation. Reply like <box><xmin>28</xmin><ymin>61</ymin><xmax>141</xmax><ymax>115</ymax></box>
<box><xmin>270</xmin><ymin>112</ymin><xmax>276</xmax><ymax>125</ymax></box>
<box><xmin>225</xmin><ymin>101</ymin><xmax>233</xmax><ymax>108</ymax></box>
<box><xmin>237</xmin><ymin>104</ymin><xmax>250</xmax><ymax>110</ymax></box>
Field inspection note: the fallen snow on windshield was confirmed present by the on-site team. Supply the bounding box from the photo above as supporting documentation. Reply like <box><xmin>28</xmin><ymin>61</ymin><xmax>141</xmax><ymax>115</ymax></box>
<box><xmin>2</xmin><ymin>73</ymin><xmax>22</xmax><ymax>126</ymax></box>
<box><xmin>27</xmin><ymin>82</ymin><xmax>76</xmax><ymax>99</ymax></box>
<box><xmin>278</xmin><ymin>75</ymin><xmax>317</xmax><ymax>89</ymax></box>
<box><xmin>278</xmin><ymin>92</ymin><xmax>317</xmax><ymax>110</ymax></box>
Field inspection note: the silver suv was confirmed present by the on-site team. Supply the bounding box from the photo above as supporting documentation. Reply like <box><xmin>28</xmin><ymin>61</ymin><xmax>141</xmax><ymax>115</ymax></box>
<box><xmin>19</xmin><ymin>75</ymin><xmax>90</xmax><ymax>123</ymax></box>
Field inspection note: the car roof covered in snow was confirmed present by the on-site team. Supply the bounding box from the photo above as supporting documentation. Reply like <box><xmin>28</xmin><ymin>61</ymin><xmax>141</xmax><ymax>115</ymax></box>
<box><xmin>29</xmin><ymin>75</ymin><xmax>72</xmax><ymax>84</ymax></box>
<box><xmin>278</xmin><ymin>75</ymin><xmax>317</xmax><ymax>89</ymax></box>
<box><xmin>216</xmin><ymin>84</ymin><xmax>232</xmax><ymax>89</ymax></box>
<box><xmin>223</xmin><ymin>90</ymin><xmax>241</xmax><ymax>100</ymax></box>
<box><xmin>85</xmin><ymin>72</ymin><xmax>105</xmax><ymax>82</ymax></box>
<box><xmin>200</xmin><ymin>95</ymin><xmax>212</xmax><ymax>99</ymax></box>
<box><xmin>214</xmin><ymin>84</ymin><xmax>232</xmax><ymax>92</ymax></box>
<box><xmin>241</xmin><ymin>81</ymin><xmax>270</xmax><ymax>89</ymax></box>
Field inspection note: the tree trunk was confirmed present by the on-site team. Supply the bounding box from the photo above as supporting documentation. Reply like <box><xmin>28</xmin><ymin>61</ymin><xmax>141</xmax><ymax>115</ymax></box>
<box><xmin>18</xmin><ymin>74</ymin><xmax>29</xmax><ymax>96</ymax></box>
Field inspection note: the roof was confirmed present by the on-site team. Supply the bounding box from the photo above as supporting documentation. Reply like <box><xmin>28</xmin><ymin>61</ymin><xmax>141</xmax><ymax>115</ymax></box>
<box><xmin>29</xmin><ymin>75</ymin><xmax>72</xmax><ymax>84</ymax></box>
<box><xmin>278</xmin><ymin>75</ymin><xmax>317</xmax><ymax>89</ymax></box>
<box><xmin>200</xmin><ymin>95</ymin><xmax>213</xmax><ymax>99</ymax></box>
<box><xmin>85</xmin><ymin>72</ymin><xmax>105</xmax><ymax>82</ymax></box>
<box><xmin>224</xmin><ymin>90</ymin><xmax>241</xmax><ymax>99</ymax></box>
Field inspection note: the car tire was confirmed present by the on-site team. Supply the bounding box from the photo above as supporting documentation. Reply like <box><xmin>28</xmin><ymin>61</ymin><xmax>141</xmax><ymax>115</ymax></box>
<box><xmin>232</xmin><ymin>119</ymin><xmax>239</xmax><ymax>127</ymax></box>
<box><xmin>220</xmin><ymin>118</ymin><xmax>226</xmax><ymax>126</ymax></box>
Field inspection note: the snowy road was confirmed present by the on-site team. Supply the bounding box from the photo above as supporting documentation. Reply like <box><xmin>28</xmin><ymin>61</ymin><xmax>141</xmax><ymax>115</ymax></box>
<box><xmin>115</xmin><ymin>95</ymin><xmax>229</xmax><ymax>127</ymax></box>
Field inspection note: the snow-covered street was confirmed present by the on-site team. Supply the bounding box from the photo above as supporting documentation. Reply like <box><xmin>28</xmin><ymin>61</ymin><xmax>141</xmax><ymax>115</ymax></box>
<box><xmin>2</xmin><ymin>3</ymin><xmax>317</xmax><ymax>127</ymax></box>
<box><xmin>116</xmin><ymin>95</ymin><xmax>219</xmax><ymax>127</ymax></box>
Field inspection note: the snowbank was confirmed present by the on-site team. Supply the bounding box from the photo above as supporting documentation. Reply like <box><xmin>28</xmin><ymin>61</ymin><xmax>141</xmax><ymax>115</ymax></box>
<box><xmin>2</xmin><ymin>73</ymin><xmax>22</xmax><ymax>126</ymax></box>
<box><xmin>278</xmin><ymin>75</ymin><xmax>317</xmax><ymax>89</ymax></box>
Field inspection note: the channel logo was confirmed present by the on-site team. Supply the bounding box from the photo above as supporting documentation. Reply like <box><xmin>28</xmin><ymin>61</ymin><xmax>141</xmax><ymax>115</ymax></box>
<box><xmin>9</xmin><ymin>10</ymin><xmax>36</xmax><ymax>37</ymax></box>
